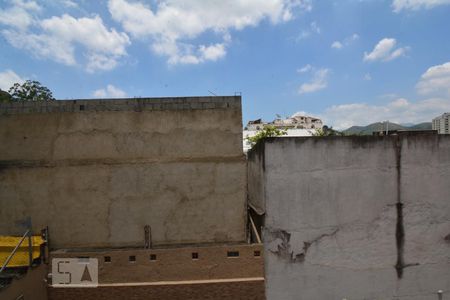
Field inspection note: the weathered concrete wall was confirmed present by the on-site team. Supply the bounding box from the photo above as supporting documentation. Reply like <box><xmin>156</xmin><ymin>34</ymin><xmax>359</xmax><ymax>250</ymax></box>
<box><xmin>247</xmin><ymin>142</ymin><xmax>265</xmax><ymax>215</ymax></box>
<box><xmin>248</xmin><ymin>135</ymin><xmax>450</xmax><ymax>300</ymax></box>
<box><xmin>0</xmin><ymin>97</ymin><xmax>246</xmax><ymax>249</ymax></box>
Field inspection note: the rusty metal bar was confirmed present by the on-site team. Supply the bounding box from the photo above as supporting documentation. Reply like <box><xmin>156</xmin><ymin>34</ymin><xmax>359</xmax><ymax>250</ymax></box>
<box><xmin>249</xmin><ymin>215</ymin><xmax>262</xmax><ymax>244</ymax></box>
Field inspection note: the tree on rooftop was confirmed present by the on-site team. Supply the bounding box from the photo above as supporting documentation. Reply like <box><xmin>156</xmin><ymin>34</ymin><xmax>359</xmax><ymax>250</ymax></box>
<box><xmin>8</xmin><ymin>80</ymin><xmax>55</xmax><ymax>102</ymax></box>
<box><xmin>313</xmin><ymin>125</ymin><xmax>344</xmax><ymax>137</ymax></box>
<box><xmin>247</xmin><ymin>125</ymin><xmax>287</xmax><ymax>148</ymax></box>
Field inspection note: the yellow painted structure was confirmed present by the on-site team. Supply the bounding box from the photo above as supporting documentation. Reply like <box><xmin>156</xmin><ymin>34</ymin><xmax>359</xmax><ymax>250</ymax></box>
<box><xmin>0</xmin><ymin>236</ymin><xmax>45</xmax><ymax>267</ymax></box>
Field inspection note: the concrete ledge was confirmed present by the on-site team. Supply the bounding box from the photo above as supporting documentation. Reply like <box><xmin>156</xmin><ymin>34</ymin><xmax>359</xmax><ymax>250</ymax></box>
<box><xmin>48</xmin><ymin>279</ymin><xmax>265</xmax><ymax>300</ymax></box>
<box><xmin>54</xmin><ymin>277</ymin><xmax>265</xmax><ymax>287</ymax></box>
<box><xmin>0</xmin><ymin>96</ymin><xmax>241</xmax><ymax>115</ymax></box>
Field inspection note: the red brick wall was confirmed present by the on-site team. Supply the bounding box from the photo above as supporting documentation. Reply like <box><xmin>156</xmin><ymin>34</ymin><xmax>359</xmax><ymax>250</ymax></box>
<box><xmin>48</xmin><ymin>280</ymin><xmax>265</xmax><ymax>300</ymax></box>
<box><xmin>49</xmin><ymin>244</ymin><xmax>264</xmax><ymax>283</ymax></box>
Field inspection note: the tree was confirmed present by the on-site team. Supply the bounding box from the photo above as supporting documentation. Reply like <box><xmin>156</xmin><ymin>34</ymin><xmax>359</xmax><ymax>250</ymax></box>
<box><xmin>247</xmin><ymin>125</ymin><xmax>287</xmax><ymax>148</ymax></box>
<box><xmin>313</xmin><ymin>125</ymin><xmax>344</xmax><ymax>137</ymax></box>
<box><xmin>8</xmin><ymin>80</ymin><xmax>55</xmax><ymax>102</ymax></box>
<box><xmin>0</xmin><ymin>89</ymin><xmax>11</xmax><ymax>103</ymax></box>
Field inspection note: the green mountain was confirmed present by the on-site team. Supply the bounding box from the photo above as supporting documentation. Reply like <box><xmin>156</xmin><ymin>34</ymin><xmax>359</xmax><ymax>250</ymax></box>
<box><xmin>408</xmin><ymin>122</ymin><xmax>433</xmax><ymax>130</ymax></box>
<box><xmin>343</xmin><ymin>121</ymin><xmax>432</xmax><ymax>135</ymax></box>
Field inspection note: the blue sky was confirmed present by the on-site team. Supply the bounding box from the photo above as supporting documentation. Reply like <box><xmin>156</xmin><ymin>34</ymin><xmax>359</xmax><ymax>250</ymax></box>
<box><xmin>1</xmin><ymin>0</ymin><xmax>450</xmax><ymax>129</ymax></box>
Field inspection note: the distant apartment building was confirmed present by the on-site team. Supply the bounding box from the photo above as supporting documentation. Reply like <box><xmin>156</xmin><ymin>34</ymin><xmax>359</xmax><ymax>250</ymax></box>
<box><xmin>243</xmin><ymin>115</ymin><xmax>323</xmax><ymax>152</ymax></box>
<box><xmin>432</xmin><ymin>112</ymin><xmax>450</xmax><ymax>134</ymax></box>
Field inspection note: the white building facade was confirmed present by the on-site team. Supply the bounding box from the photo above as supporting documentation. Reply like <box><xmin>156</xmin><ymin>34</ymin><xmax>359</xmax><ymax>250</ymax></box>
<box><xmin>243</xmin><ymin>115</ymin><xmax>323</xmax><ymax>152</ymax></box>
<box><xmin>432</xmin><ymin>113</ymin><xmax>450</xmax><ymax>134</ymax></box>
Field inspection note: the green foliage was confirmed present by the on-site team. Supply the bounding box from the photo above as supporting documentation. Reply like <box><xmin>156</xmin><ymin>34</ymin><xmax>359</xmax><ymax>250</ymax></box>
<box><xmin>247</xmin><ymin>125</ymin><xmax>287</xmax><ymax>147</ymax></box>
<box><xmin>8</xmin><ymin>80</ymin><xmax>55</xmax><ymax>102</ymax></box>
<box><xmin>0</xmin><ymin>89</ymin><xmax>12</xmax><ymax>103</ymax></box>
<box><xmin>313</xmin><ymin>125</ymin><xmax>344</xmax><ymax>137</ymax></box>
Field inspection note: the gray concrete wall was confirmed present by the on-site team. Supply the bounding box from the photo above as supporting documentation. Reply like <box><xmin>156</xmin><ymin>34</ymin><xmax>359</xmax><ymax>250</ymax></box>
<box><xmin>0</xmin><ymin>97</ymin><xmax>247</xmax><ymax>249</ymax></box>
<box><xmin>247</xmin><ymin>142</ymin><xmax>265</xmax><ymax>215</ymax></box>
<box><xmin>247</xmin><ymin>135</ymin><xmax>450</xmax><ymax>300</ymax></box>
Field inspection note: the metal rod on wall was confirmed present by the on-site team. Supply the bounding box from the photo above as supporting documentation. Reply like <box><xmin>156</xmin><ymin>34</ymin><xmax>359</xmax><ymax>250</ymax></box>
<box><xmin>144</xmin><ymin>225</ymin><xmax>152</xmax><ymax>249</ymax></box>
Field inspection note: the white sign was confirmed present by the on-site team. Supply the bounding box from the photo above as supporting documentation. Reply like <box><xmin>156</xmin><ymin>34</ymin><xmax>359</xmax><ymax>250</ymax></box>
<box><xmin>52</xmin><ymin>258</ymin><xmax>98</xmax><ymax>287</ymax></box>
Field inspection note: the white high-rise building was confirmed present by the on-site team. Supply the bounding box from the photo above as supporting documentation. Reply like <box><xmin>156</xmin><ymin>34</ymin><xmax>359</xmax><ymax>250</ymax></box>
<box><xmin>432</xmin><ymin>113</ymin><xmax>450</xmax><ymax>134</ymax></box>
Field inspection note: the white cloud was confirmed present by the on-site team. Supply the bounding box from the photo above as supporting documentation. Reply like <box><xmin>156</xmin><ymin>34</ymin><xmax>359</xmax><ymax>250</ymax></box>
<box><xmin>363</xmin><ymin>38</ymin><xmax>409</xmax><ymax>62</ymax></box>
<box><xmin>0</xmin><ymin>0</ymin><xmax>41</xmax><ymax>31</ymax></box>
<box><xmin>297</xmin><ymin>21</ymin><xmax>321</xmax><ymax>41</ymax></box>
<box><xmin>309</xmin><ymin>60</ymin><xmax>450</xmax><ymax>129</ymax></box>
<box><xmin>416</xmin><ymin>61</ymin><xmax>450</xmax><ymax>96</ymax></box>
<box><xmin>331</xmin><ymin>41</ymin><xmax>343</xmax><ymax>49</ymax></box>
<box><xmin>331</xmin><ymin>33</ymin><xmax>359</xmax><ymax>50</ymax></box>
<box><xmin>92</xmin><ymin>85</ymin><xmax>127</xmax><ymax>98</ymax></box>
<box><xmin>297</xmin><ymin>64</ymin><xmax>312</xmax><ymax>73</ymax></box>
<box><xmin>86</xmin><ymin>53</ymin><xmax>121</xmax><ymax>72</ymax></box>
<box><xmin>199</xmin><ymin>43</ymin><xmax>226</xmax><ymax>62</ymax></box>
<box><xmin>298</xmin><ymin>67</ymin><xmax>330</xmax><ymax>94</ymax></box>
<box><xmin>3</xmin><ymin>29</ymin><xmax>76</xmax><ymax>65</ymax></box>
<box><xmin>309</xmin><ymin>21</ymin><xmax>320</xmax><ymax>34</ymax></box>
<box><xmin>2</xmin><ymin>13</ymin><xmax>130</xmax><ymax>72</ymax></box>
<box><xmin>0</xmin><ymin>69</ymin><xmax>25</xmax><ymax>91</ymax></box>
<box><xmin>12</xmin><ymin>0</ymin><xmax>41</xmax><ymax>11</ymax></box>
<box><xmin>108</xmin><ymin>0</ymin><xmax>311</xmax><ymax>64</ymax></box>
<box><xmin>319</xmin><ymin>97</ymin><xmax>450</xmax><ymax>129</ymax></box>
<box><xmin>392</xmin><ymin>0</ymin><xmax>450</xmax><ymax>12</ymax></box>
<box><xmin>60</xmin><ymin>0</ymin><xmax>78</xmax><ymax>8</ymax></box>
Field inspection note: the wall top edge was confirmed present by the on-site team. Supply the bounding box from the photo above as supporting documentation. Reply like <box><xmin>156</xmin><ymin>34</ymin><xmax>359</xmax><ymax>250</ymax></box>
<box><xmin>0</xmin><ymin>96</ymin><xmax>242</xmax><ymax>115</ymax></box>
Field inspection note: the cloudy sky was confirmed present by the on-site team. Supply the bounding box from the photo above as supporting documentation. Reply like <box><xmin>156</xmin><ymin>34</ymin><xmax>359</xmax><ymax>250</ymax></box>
<box><xmin>1</xmin><ymin>0</ymin><xmax>449</xmax><ymax>129</ymax></box>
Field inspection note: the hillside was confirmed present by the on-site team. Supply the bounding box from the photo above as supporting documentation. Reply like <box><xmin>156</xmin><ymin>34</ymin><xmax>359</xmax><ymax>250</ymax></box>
<box><xmin>408</xmin><ymin>122</ymin><xmax>433</xmax><ymax>130</ymax></box>
<box><xmin>343</xmin><ymin>122</ymin><xmax>432</xmax><ymax>135</ymax></box>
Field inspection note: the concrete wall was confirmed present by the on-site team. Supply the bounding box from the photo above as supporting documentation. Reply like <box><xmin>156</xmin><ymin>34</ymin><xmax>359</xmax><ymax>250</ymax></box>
<box><xmin>0</xmin><ymin>97</ymin><xmax>246</xmax><ymax>249</ymax></box>
<box><xmin>0</xmin><ymin>264</ymin><xmax>48</xmax><ymax>300</ymax></box>
<box><xmin>248</xmin><ymin>135</ymin><xmax>450</xmax><ymax>300</ymax></box>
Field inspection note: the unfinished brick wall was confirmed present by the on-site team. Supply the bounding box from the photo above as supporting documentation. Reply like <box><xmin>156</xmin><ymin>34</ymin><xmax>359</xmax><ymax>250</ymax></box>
<box><xmin>48</xmin><ymin>244</ymin><xmax>265</xmax><ymax>300</ymax></box>
<box><xmin>49</xmin><ymin>244</ymin><xmax>263</xmax><ymax>283</ymax></box>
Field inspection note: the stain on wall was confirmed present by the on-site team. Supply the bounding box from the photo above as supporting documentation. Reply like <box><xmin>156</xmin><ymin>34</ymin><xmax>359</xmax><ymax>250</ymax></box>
<box><xmin>0</xmin><ymin>97</ymin><xmax>247</xmax><ymax>249</ymax></box>
<box><xmin>248</xmin><ymin>135</ymin><xmax>450</xmax><ymax>300</ymax></box>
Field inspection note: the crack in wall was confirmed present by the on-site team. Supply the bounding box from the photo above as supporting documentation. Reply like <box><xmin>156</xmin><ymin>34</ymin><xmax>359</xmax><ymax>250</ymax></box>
<box><xmin>267</xmin><ymin>229</ymin><xmax>298</xmax><ymax>262</ymax></box>
<box><xmin>267</xmin><ymin>227</ymin><xmax>339</xmax><ymax>263</ymax></box>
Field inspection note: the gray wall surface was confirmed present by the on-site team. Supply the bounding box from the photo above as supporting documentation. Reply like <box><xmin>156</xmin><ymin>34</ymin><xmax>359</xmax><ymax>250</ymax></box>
<box><xmin>248</xmin><ymin>135</ymin><xmax>450</xmax><ymax>300</ymax></box>
<box><xmin>0</xmin><ymin>97</ymin><xmax>247</xmax><ymax>249</ymax></box>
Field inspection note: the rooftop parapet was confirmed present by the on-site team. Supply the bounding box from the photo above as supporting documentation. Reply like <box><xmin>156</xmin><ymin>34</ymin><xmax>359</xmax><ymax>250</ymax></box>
<box><xmin>0</xmin><ymin>96</ymin><xmax>241</xmax><ymax>115</ymax></box>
